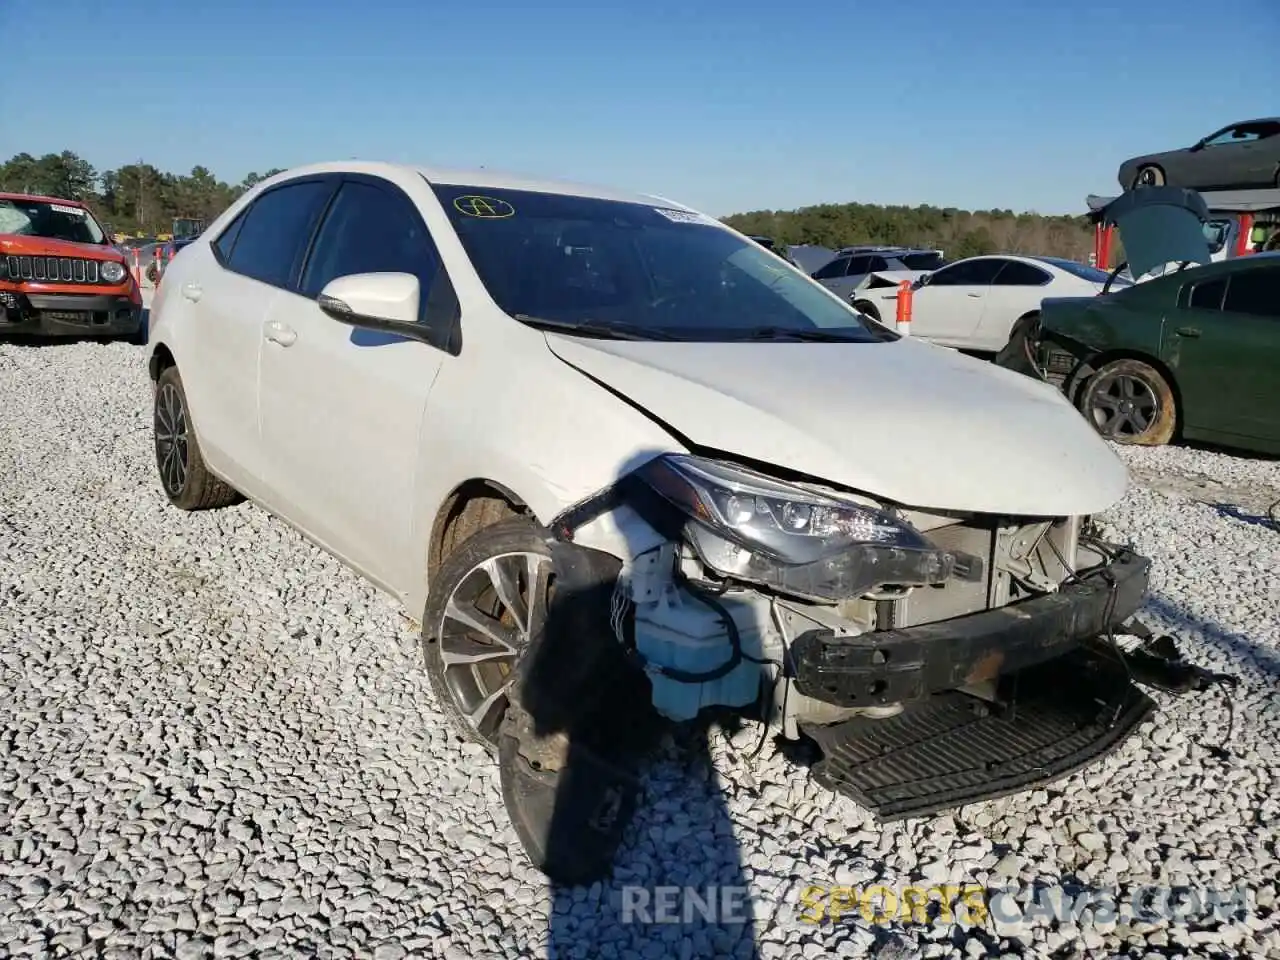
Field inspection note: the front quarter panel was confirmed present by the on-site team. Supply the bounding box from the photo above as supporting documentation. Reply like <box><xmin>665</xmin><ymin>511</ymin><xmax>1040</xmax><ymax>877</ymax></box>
<box><xmin>403</xmin><ymin>312</ymin><xmax>686</xmax><ymax>620</ymax></box>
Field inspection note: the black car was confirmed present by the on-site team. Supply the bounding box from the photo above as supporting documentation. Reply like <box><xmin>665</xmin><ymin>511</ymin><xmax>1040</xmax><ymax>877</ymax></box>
<box><xmin>1118</xmin><ymin>118</ymin><xmax>1280</xmax><ymax>191</ymax></box>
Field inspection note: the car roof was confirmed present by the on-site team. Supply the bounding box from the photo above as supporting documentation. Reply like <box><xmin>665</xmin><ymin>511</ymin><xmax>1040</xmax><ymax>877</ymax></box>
<box><xmin>1185</xmin><ymin>250</ymin><xmax>1280</xmax><ymax>274</ymax></box>
<box><xmin>0</xmin><ymin>191</ymin><xmax>88</xmax><ymax>207</ymax></box>
<box><xmin>837</xmin><ymin>246</ymin><xmax>938</xmax><ymax>255</ymax></box>
<box><xmin>252</xmin><ymin>160</ymin><xmax>693</xmax><ymax>211</ymax></box>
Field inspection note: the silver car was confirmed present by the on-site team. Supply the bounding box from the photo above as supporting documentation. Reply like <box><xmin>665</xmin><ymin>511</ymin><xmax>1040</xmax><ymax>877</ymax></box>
<box><xmin>811</xmin><ymin>247</ymin><xmax>946</xmax><ymax>301</ymax></box>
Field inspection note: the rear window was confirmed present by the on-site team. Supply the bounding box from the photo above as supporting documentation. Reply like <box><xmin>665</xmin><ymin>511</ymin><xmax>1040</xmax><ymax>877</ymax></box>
<box><xmin>1033</xmin><ymin>256</ymin><xmax>1122</xmax><ymax>285</ymax></box>
<box><xmin>899</xmin><ymin>252</ymin><xmax>946</xmax><ymax>271</ymax></box>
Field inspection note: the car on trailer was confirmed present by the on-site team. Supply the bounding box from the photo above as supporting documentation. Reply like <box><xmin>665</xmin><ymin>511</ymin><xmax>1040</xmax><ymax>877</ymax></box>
<box><xmin>1118</xmin><ymin>118</ymin><xmax>1280</xmax><ymax>191</ymax></box>
<box><xmin>0</xmin><ymin>191</ymin><xmax>145</xmax><ymax>343</ymax></box>
<box><xmin>145</xmin><ymin>161</ymin><xmax>1219</xmax><ymax>884</ymax></box>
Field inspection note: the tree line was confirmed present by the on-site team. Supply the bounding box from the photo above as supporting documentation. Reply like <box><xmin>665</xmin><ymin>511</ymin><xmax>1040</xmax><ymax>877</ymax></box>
<box><xmin>722</xmin><ymin>202</ymin><xmax>1097</xmax><ymax>262</ymax></box>
<box><xmin>2</xmin><ymin>150</ymin><xmax>1097</xmax><ymax>260</ymax></box>
<box><xmin>0</xmin><ymin>151</ymin><xmax>283</xmax><ymax>237</ymax></box>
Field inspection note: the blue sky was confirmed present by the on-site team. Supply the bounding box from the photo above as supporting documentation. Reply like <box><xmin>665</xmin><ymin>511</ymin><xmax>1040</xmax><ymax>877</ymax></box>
<box><xmin>2</xmin><ymin>0</ymin><xmax>1276</xmax><ymax>216</ymax></box>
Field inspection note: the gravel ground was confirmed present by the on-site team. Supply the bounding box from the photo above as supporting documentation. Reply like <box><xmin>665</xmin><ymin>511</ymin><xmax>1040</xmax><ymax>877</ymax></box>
<box><xmin>1</xmin><ymin>338</ymin><xmax>1278</xmax><ymax>960</ymax></box>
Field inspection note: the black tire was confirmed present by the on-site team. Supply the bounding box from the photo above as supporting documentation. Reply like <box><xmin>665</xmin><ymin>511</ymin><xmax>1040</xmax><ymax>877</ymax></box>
<box><xmin>1132</xmin><ymin>165</ymin><xmax>1164</xmax><ymax>188</ymax></box>
<box><xmin>422</xmin><ymin>515</ymin><xmax>664</xmax><ymax>884</ymax></box>
<box><xmin>1078</xmin><ymin>358</ymin><xmax>1177</xmax><ymax>446</ymax></box>
<box><xmin>421</xmin><ymin>516</ymin><xmax>654</xmax><ymax>752</ymax></box>
<box><xmin>153</xmin><ymin>366</ymin><xmax>242</xmax><ymax>510</ymax></box>
<box><xmin>123</xmin><ymin>319</ymin><xmax>148</xmax><ymax>347</ymax></box>
<box><xmin>994</xmin><ymin>313</ymin><xmax>1040</xmax><ymax>372</ymax></box>
<box><xmin>851</xmin><ymin>299</ymin><xmax>880</xmax><ymax>323</ymax></box>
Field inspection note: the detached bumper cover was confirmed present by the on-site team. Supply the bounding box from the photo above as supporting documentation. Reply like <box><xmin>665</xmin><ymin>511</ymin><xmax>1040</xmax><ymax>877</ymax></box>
<box><xmin>0</xmin><ymin>291</ymin><xmax>142</xmax><ymax>336</ymax></box>
<box><xmin>792</xmin><ymin>548</ymin><xmax>1150</xmax><ymax>708</ymax></box>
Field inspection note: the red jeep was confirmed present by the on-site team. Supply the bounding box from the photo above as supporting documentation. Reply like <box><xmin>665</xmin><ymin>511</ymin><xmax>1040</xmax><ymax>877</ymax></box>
<box><xmin>0</xmin><ymin>192</ymin><xmax>144</xmax><ymax>343</ymax></box>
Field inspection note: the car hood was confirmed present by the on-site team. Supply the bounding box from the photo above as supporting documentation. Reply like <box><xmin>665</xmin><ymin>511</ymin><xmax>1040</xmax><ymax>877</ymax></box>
<box><xmin>544</xmin><ymin>332</ymin><xmax>1129</xmax><ymax>516</ymax></box>
<box><xmin>0</xmin><ymin>234</ymin><xmax>123</xmax><ymax>261</ymax></box>
<box><xmin>1096</xmin><ymin>186</ymin><xmax>1213</xmax><ymax>279</ymax></box>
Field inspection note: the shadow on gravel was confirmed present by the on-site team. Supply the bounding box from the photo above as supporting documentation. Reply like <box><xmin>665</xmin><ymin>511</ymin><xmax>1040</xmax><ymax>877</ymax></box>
<box><xmin>1170</xmin><ymin>437</ymin><xmax>1280</xmax><ymax>463</ymax></box>
<box><xmin>495</xmin><ymin>452</ymin><xmax>760</xmax><ymax>959</ymax></box>
<box><xmin>1146</xmin><ymin>593</ymin><xmax>1280</xmax><ymax>689</ymax></box>
<box><xmin>1211</xmin><ymin>503</ymin><xmax>1280</xmax><ymax>534</ymax></box>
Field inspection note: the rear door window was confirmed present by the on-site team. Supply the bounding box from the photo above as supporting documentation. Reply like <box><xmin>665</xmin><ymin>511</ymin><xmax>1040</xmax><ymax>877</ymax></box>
<box><xmin>225</xmin><ymin>179</ymin><xmax>335</xmax><ymax>289</ymax></box>
<box><xmin>991</xmin><ymin>260</ymin><xmax>1052</xmax><ymax>285</ymax></box>
<box><xmin>813</xmin><ymin>256</ymin><xmax>851</xmax><ymax>280</ymax></box>
<box><xmin>928</xmin><ymin>259</ymin><xmax>1005</xmax><ymax>286</ymax></box>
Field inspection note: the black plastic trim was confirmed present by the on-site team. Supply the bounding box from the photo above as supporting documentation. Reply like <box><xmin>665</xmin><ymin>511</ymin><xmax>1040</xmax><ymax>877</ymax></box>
<box><xmin>792</xmin><ymin>548</ymin><xmax>1151</xmax><ymax>707</ymax></box>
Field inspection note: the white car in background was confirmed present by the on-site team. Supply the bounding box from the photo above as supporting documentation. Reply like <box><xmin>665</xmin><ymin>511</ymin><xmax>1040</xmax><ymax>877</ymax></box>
<box><xmin>811</xmin><ymin>246</ymin><xmax>946</xmax><ymax>301</ymax></box>
<box><xmin>848</xmin><ymin>254</ymin><xmax>1128</xmax><ymax>354</ymax></box>
<box><xmin>144</xmin><ymin>161</ymin><xmax>1151</xmax><ymax>886</ymax></box>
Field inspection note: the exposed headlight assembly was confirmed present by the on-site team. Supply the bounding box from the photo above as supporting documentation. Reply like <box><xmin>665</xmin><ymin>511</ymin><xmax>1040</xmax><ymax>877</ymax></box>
<box><xmin>99</xmin><ymin>261</ymin><xmax>126</xmax><ymax>284</ymax></box>
<box><xmin>630</xmin><ymin>454</ymin><xmax>980</xmax><ymax>602</ymax></box>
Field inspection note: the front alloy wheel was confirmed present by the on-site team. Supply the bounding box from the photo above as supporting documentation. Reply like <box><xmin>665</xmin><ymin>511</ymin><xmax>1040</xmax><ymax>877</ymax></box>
<box><xmin>438</xmin><ymin>551</ymin><xmax>552</xmax><ymax>745</ymax></box>
<box><xmin>1080</xmin><ymin>358</ymin><xmax>1177</xmax><ymax>445</ymax></box>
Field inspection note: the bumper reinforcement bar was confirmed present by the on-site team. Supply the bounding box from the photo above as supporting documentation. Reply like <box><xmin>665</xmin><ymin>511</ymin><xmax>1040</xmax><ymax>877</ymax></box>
<box><xmin>791</xmin><ymin>549</ymin><xmax>1150</xmax><ymax>709</ymax></box>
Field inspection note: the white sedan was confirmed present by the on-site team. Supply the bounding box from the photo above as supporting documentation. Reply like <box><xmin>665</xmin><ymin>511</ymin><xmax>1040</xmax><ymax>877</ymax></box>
<box><xmin>145</xmin><ymin>161</ymin><xmax>1147</xmax><ymax>885</ymax></box>
<box><xmin>848</xmin><ymin>254</ymin><xmax>1126</xmax><ymax>353</ymax></box>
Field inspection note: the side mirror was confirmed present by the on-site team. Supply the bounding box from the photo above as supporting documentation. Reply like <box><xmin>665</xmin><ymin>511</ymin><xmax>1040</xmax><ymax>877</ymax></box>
<box><xmin>913</xmin><ymin>273</ymin><xmax>931</xmax><ymax>290</ymax></box>
<box><xmin>1189</xmin><ymin>139</ymin><xmax>1206</xmax><ymax>152</ymax></box>
<box><xmin>318</xmin><ymin>272</ymin><xmax>427</xmax><ymax>338</ymax></box>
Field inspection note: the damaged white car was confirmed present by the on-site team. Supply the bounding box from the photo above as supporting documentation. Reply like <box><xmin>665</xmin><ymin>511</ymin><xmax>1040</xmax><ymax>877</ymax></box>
<box><xmin>146</xmin><ymin>162</ymin><xmax>1225</xmax><ymax>884</ymax></box>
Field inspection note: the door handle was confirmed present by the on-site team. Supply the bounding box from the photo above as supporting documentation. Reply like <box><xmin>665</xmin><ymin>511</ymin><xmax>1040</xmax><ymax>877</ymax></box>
<box><xmin>263</xmin><ymin>320</ymin><xmax>297</xmax><ymax>347</ymax></box>
<box><xmin>966</xmin><ymin>292</ymin><xmax>982</xmax><ymax>298</ymax></box>
<box><xmin>1175</xmin><ymin>326</ymin><xmax>1201</xmax><ymax>338</ymax></box>
<box><xmin>181</xmin><ymin>282</ymin><xmax>202</xmax><ymax>302</ymax></box>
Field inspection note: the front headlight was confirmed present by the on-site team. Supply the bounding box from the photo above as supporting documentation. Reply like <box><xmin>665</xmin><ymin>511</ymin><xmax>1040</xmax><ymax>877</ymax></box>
<box><xmin>630</xmin><ymin>454</ymin><xmax>980</xmax><ymax>602</ymax></box>
<box><xmin>100</xmin><ymin>261</ymin><xmax>126</xmax><ymax>284</ymax></box>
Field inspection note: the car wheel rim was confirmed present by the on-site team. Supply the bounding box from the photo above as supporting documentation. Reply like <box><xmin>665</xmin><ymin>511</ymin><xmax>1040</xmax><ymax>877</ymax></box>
<box><xmin>154</xmin><ymin>383</ymin><xmax>189</xmax><ymax>495</ymax></box>
<box><xmin>437</xmin><ymin>551</ymin><xmax>553</xmax><ymax>744</ymax></box>
<box><xmin>1090</xmin><ymin>374</ymin><xmax>1158</xmax><ymax>439</ymax></box>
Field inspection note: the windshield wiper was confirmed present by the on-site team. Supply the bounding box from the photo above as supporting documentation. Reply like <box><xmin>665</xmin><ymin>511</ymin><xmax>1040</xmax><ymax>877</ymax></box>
<box><xmin>513</xmin><ymin>314</ymin><xmax>680</xmax><ymax>341</ymax></box>
<box><xmin>726</xmin><ymin>326</ymin><xmax>868</xmax><ymax>342</ymax></box>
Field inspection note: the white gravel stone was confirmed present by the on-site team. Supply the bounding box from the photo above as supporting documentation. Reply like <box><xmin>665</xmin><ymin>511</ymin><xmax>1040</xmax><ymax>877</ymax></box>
<box><xmin>1</xmin><ymin>339</ymin><xmax>1278</xmax><ymax>958</ymax></box>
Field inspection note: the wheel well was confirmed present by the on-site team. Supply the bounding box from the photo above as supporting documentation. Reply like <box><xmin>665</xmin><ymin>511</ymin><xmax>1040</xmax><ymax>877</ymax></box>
<box><xmin>1076</xmin><ymin>348</ymin><xmax>1183</xmax><ymax>434</ymax></box>
<box><xmin>851</xmin><ymin>298</ymin><xmax>880</xmax><ymax>318</ymax></box>
<box><xmin>1134</xmin><ymin>162</ymin><xmax>1164</xmax><ymax>184</ymax></box>
<box><xmin>149</xmin><ymin>344</ymin><xmax>175</xmax><ymax>383</ymax></box>
<box><xmin>427</xmin><ymin>480</ymin><xmax>530</xmax><ymax>579</ymax></box>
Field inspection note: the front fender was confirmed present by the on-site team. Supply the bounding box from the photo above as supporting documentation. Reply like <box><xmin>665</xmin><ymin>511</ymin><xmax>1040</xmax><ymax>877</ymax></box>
<box><xmin>402</xmin><ymin>325</ymin><xmax>685</xmax><ymax>619</ymax></box>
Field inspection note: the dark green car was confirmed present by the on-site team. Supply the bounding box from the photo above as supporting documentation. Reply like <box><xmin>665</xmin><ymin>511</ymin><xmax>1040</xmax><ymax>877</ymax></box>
<box><xmin>995</xmin><ymin>253</ymin><xmax>1280</xmax><ymax>455</ymax></box>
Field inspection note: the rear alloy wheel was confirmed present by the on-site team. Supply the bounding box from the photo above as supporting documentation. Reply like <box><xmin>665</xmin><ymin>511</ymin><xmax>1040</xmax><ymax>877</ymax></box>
<box><xmin>1080</xmin><ymin>359</ymin><xmax>1177</xmax><ymax>445</ymax></box>
<box><xmin>153</xmin><ymin>366</ymin><xmax>242</xmax><ymax>510</ymax></box>
<box><xmin>422</xmin><ymin>519</ymin><xmax>555</xmax><ymax>752</ymax></box>
<box><xmin>1132</xmin><ymin>165</ymin><xmax>1164</xmax><ymax>188</ymax></box>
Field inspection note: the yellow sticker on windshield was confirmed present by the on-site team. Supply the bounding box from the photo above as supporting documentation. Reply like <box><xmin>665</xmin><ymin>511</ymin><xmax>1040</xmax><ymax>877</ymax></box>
<box><xmin>454</xmin><ymin>196</ymin><xmax>514</xmax><ymax>218</ymax></box>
